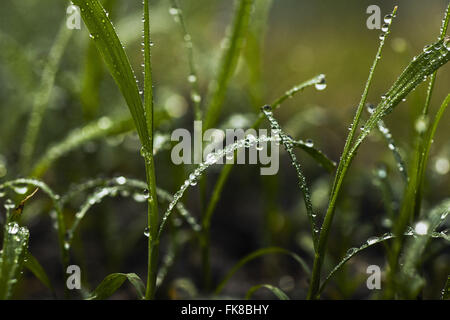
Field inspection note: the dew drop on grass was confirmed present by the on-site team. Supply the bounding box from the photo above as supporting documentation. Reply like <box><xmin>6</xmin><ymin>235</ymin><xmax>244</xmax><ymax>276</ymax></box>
<box><xmin>346</xmin><ymin>247</ymin><xmax>358</xmax><ymax>256</ymax></box>
<box><xmin>7</xmin><ymin>223</ymin><xmax>19</xmax><ymax>235</ymax></box>
<box><xmin>379</xmin><ymin>33</ymin><xmax>386</xmax><ymax>41</ymax></box>
<box><xmin>435</xmin><ymin>158</ymin><xmax>450</xmax><ymax>175</ymax></box>
<box><xmin>144</xmin><ymin>227</ymin><xmax>150</xmax><ymax>237</ymax></box>
<box><xmin>384</xmin><ymin>14</ymin><xmax>393</xmax><ymax>24</ymax></box>
<box><xmin>4</xmin><ymin>199</ymin><xmax>15</xmax><ymax>210</ymax></box>
<box><xmin>381</xmin><ymin>24</ymin><xmax>389</xmax><ymax>32</ymax></box>
<box><xmin>414</xmin><ymin>221</ymin><xmax>429</xmax><ymax>235</ymax></box>
<box><xmin>314</xmin><ymin>75</ymin><xmax>327</xmax><ymax>91</ymax></box>
<box><xmin>414</xmin><ymin>115</ymin><xmax>428</xmax><ymax>133</ymax></box>
<box><xmin>366</xmin><ymin>237</ymin><xmax>378</xmax><ymax>245</ymax></box>
<box><xmin>444</xmin><ymin>37</ymin><xmax>450</xmax><ymax>51</ymax></box>
<box><xmin>115</xmin><ymin>176</ymin><xmax>127</xmax><ymax>185</ymax></box>
<box><xmin>187</xmin><ymin>74</ymin><xmax>197</xmax><ymax>83</ymax></box>
<box><xmin>305</xmin><ymin>139</ymin><xmax>314</xmax><ymax>148</ymax></box>
<box><xmin>366</xmin><ymin>103</ymin><xmax>375</xmax><ymax>114</ymax></box>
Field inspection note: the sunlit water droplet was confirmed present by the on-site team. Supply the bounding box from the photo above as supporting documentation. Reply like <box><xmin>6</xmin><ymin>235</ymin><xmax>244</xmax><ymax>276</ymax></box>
<box><xmin>8</xmin><ymin>223</ymin><xmax>19</xmax><ymax>235</ymax></box>
<box><xmin>414</xmin><ymin>221</ymin><xmax>429</xmax><ymax>235</ymax></box>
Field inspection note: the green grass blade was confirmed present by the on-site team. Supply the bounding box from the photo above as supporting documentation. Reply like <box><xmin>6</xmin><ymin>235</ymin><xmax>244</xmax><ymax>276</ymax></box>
<box><xmin>24</xmin><ymin>251</ymin><xmax>54</xmax><ymax>293</ymax></box>
<box><xmin>20</xmin><ymin>22</ymin><xmax>72</xmax><ymax>171</ymax></box>
<box><xmin>204</xmin><ymin>0</ymin><xmax>255</xmax><ymax>129</ymax></box>
<box><xmin>71</xmin><ymin>0</ymin><xmax>150</xmax><ymax>148</ymax></box>
<box><xmin>203</xmin><ymin>75</ymin><xmax>329</xmax><ymax>232</ymax></box>
<box><xmin>0</xmin><ymin>223</ymin><xmax>30</xmax><ymax>299</ymax></box>
<box><xmin>262</xmin><ymin>106</ymin><xmax>318</xmax><ymax>247</ymax></box>
<box><xmin>422</xmin><ymin>2</ymin><xmax>449</xmax><ymax>115</ymax></box>
<box><xmin>290</xmin><ymin>138</ymin><xmax>336</xmax><ymax>173</ymax></box>
<box><xmin>318</xmin><ymin>228</ymin><xmax>449</xmax><ymax>295</ymax></box>
<box><xmin>87</xmin><ymin>273</ymin><xmax>145</xmax><ymax>300</ymax></box>
<box><xmin>31</xmin><ymin>115</ymin><xmax>134</xmax><ymax>178</ymax></box>
<box><xmin>0</xmin><ymin>179</ymin><xmax>68</xmax><ymax>270</ymax></box>
<box><xmin>376</xmin><ymin>120</ymin><xmax>408</xmax><ymax>181</ymax></box>
<box><xmin>398</xmin><ymin>199</ymin><xmax>450</xmax><ymax>298</ymax></box>
<box><xmin>214</xmin><ymin>247</ymin><xmax>310</xmax><ymax>296</ymax></box>
<box><xmin>142</xmin><ymin>0</ymin><xmax>160</xmax><ymax>300</ymax></box>
<box><xmin>169</xmin><ymin>0</ymin><xmax>202</xmax><ymax>120</ymax></box>
<box><xmin>443</xmin><ymin>276</ymin><xmax>450</xmax><ymax>300</ymax></box>
<box><xmin>245</xmin><ymin>284</ymin><xmax>289</xmax><ymax>300</ymax></box>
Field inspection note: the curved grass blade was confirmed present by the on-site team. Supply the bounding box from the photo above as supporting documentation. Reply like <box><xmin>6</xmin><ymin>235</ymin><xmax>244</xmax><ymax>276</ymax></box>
<box><xmin>376</xmin><ymin>119</ymin><xmax>408</xmax><ymax>181</ymax></box>
<box><xmin>0</xmin><ymin>223</ymin><xmax>29</xmax><ymax>299</ymax></box>
<box><xmin>309</xmin><ymin>10</ymin><xmax>450</xmax><ymax>299</ymax></box>
<box><xmin>157</xmin><ymin>135</ymin><xmax>276</xmax><ymax>240</ymax></box>
<box><xmin>169</xmin><ymin>0</ymin><xmax>202</xmax><ymax>120</ymax></box>
<box><xmin>24</xmin><ymin>251</ymin><xmax>54</xmax><ymax>294</ymax></box>
<box><xmin>63</xmin><ymin>178</ymin><xmax>200</xmax><ymax>249</ymax></box>
<box><xmin>0</xmin><ymin>179</ymin><xmax>68</xmax><ymax>269</ymax></box>
<box><xmin>290</xmin><ymin>137</ymin><xmax>336</xmax><ymax>173</ymax></box>
<box><xmin>71</xmin><ymin>0</ymin><xmax>150</xmax><ymax>149</ymax></box>
<box><xmin>318</xmin><ymin>227</ymin><xmax>449</xmax><ymax>295</ymax></box>
<box><xmin>399</xmin><ymin>199</ymin><xmax>450</xmax><ymax>298</ymax></box>
<box><xmin>31</xmin><ymin>115</ymin><xmax>134</xmax><ymax>178</ymax></box>
<box><xmin>20</xmin><ymin>22</ymin><xmax>72</xmax><ymax>171</ymax></box>
<box><xmin>204</xmin><ymin>0</ymin><xmax>255</xmax><ymax>130</ymax></box>
<box><xmin>214</xmin><ymin>247</ymin><xmax>310</xmax><ymax>295</ymax></box>
<box><xmin>203</xmin><ymin>74</ymin><xmax>330</xmax><ymax>233</ymax></box>
<box><xmin>261</xmin><ymin>106</ymin><xmax>318</xmax><ymax>248</ymax></box>
<box><xmin>87</xmin><ymin>273</ymin><xmax>145</xmax><ymax>300</ymax></box>
<box><xmin>245</xmin><ymin>284</ymin><xmax>289</xmax><ymax>300</ymax></box>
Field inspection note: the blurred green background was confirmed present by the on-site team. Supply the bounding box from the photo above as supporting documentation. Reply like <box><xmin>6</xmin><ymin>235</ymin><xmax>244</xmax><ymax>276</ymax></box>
<box><xmin>0</xmin><ymin>0</ymin><xmax>449</xmax><ymax>299</ymax></box>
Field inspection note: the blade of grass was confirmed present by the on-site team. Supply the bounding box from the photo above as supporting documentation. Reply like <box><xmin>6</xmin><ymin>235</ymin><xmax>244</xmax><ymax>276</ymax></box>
<box><xmin>204</xmin><ymin>0</ymin><xmax>255</xmax><ymax>130</ymax></box>
<box><xmin>20</xmin><ymin>22</ymin><xmax>72</xmax><ymax>172</ymax></box>
<box><xmin>169</xmin><ymin>0</ymin><xmax>202</xmax><ymax>120</ymax></box>
<box><xmin>142</xmin><ymin>0</ymin><xmax>159</xmax><ymax>300</ymax></box>
<box><xmin>87</xmin><ymin>273</ymin><xmax>145</xmax><ymax>300</ymax></box>
<box><xmin>0</xmin><ymin>223</ymin><xmax>29</xmax><ymax>299</ymax></box>
<box><xmin>31</xmin><ymin>115</ymin><xmax>134</xmax><ymax>178</ymax></box>
<box><xmin>245</xmin><ymin>284</ymin><xmax>289</xmax><ymax>300</ymax></box>
<box><xmin>24</xmin><ymin>251</ymin><xmax>55</xmax><ymax>294</ymax></box>
<box><xmin>318</xmin><ymin>229</ymin><xmax>449</xmax><ymax>295</ymax></box>
<box><xmin>398</xmin><ymin>199</ymin><xmax>450</xmax><ymax>298</ymax></box>
<box><xmin>214</xmin><ymin>247</ymin><xmax>310</xmax><ymax>296</ymax></box>
<box><xmin>307</xmin><ymin>7</ymin><xmax>397</xmax><ymax>299</ymax></box>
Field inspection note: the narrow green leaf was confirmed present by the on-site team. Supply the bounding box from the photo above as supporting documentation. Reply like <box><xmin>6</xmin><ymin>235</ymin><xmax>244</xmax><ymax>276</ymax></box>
<box><xmin>20</xmin><ymin>22</ymin><xmax>72</xmax><ymax>171</ymax></box>
<box><xmin>88</xmin><ymin>273</ymin><xmax>145</xmax><ymax>300</ymax></box>
<box><xmin>31</xmin><ymin>115</ymin><xmax>134</xmax><ymax>178</ymax></box>
<box><xmin>214</xmin><ymin>247</ymin><xmax>310</xmax><ymax>295</ymax></box>
<box><xmin>71</xmin><ymin>0</ymin><xmax>150</xmax><ymax>149</ymax></box>
<box><xmin>0</xmin><ymin>223</ymin><xmax>30</xmax><ymax>299</ymax></box>
<box><xmin>204</xmin><ymin>0</ymin><xmax>255</xmax><ymax>129</ymax></box>
<box><xmin>261</xmin><ymin>106</ymin><xmax>318</xmax><ymax>248</ymax></box>
<box><xmin>245</xmin><ymin>284</ymin><xmax>289</xmax><ymax>300</ymax></box>
<box><xmin>24</xmin><ymin>251</ymin><xmax>54</xmax><ymax>293</ymax></box>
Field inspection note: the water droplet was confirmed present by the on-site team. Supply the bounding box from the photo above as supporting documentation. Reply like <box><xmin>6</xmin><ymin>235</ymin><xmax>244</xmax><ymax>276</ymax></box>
<box><xmin>415</xmin><ymin>115</ymin><xmax>428</xmax><ymax>133</ymax></box>
<box><xmin>346</xmin><ymin>247</ymin><xmax>358</xmax><ymax>256</ymax></box>
<box><xmin>366</xmin><ymin>237</ymin><xmax>378</xmax><ymax>245</ymax></box>
<box><xmin>115</xmin><ymin>176</ymin><xmax>127</xmax><ymax>185</ymax></box>
<box><xmin>366</xmin><ymin>103</ymin><xmax>375</xmax><ymax>114</ymax></box>
<box><xmin>8</xmin><ymin>223</ymin><xmax>19</xmax><ymax>235</ymax></box>
<box><xmin>379</xmin><ymin>33</ymin><xmax>386</xmax><ymax>41</ymax></box>
<box><xmin>169</xmin><ymin>7</ymin><xmax>179</xmax><ymax>16</ymax></box>
<box><xmin>384</xmin><ymin>14</ymin><xmax>393</xmax><ymax>24</ymax></box>
<box><xmin>414</xmin><ymin>221</ymin><xmax>429</xmax><ymax>235</ymax></box>
<box><xmin>144</xmin><ymin>227</ymin><xmax>150</xmax><ymax>237</ymax></box>
<box><xmin>4</xmin><ymin>199</ymin><xmax>15</xmax><ymax>210</ymax></box>
<box><xmin>381</xmin><ymin>24</ymin><xmax>389</xmax><ymax>32</ymax></box>
<box><xmin>187</xmin><ymin>74</ymin><xmax>197</xmax><ymax>83</ymax></box>
<box><xmin>423</xmin><ymin>45</ymin><xmax>432</xmax><ymax>53</ymax></box>
<box><xmin>444</xmin><ymin>37</ymin><xmax>450</xmax><ymax>51</ymax></box>
<box><xmin>13</xmin><ymin>186</ymin><xmax>28</xmax><ymax>195</ymax></box>
<box><xmin>435</xmin><ymin>158</ymin><xmax>450</xmax><ymax>175</ymax></box>
<box><xmin>305</xmin><ymin>139</ymin><xmax>314</xmax><ymax>148</ymax></box>
<box><xmin>315</xmin><ymin>75</ymin><xmax>326</xmax><ymax>91</ymax></box>
<box><xmin>261</xmin><ymin>105</ymin><xmax>272</xmax><ymax>113</ymax></box>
